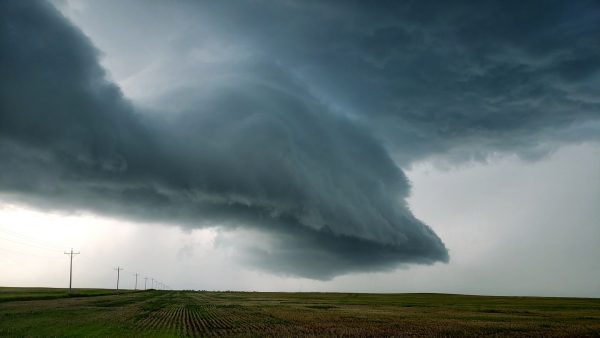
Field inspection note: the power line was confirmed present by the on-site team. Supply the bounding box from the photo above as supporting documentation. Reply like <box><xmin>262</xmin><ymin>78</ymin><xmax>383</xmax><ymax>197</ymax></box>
<box><xmin>0</xmin><ymin>228</ymin><xmax>114</xmax><ymax>274</ymax></box>
<box><xmin>0</xmin><ymin>227</ymin><xmax>64</xmax><ymax>251</ymax></box>
<box><xmin>0</xmin><ymin>227</ymin><xmax>167</xmax><ymax>292</ymax></box>
<box><xmin>79</xmin><ymin>253</ymin><xmax>113</xmax><ymax>271</ymax></box>
<box><xmin>0</xmin><ymin>235</ymin><xmax>61</xmax><ymax>253</ymax></box>
<box><xmin>0</xmin><ymin>246</ymin><xmax>62</xmax><ymax>261</ymax></box>
<box><xmin>64</xmin><ymin>248</ymin><xmax>80</xmax><ymax>293</ymax></box>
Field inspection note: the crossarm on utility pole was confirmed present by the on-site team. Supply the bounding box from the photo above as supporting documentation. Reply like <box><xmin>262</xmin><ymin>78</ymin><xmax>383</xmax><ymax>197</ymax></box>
<box><xmin>64</xmin><ymin>248</ymin><xmax>80</xmax><ymax>293</ymax></box>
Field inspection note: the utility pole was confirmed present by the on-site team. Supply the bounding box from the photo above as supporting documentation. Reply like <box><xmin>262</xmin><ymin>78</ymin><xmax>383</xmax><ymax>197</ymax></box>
<box><xmin>144</xmin><ymin>277</ymin><xmax>148</xmax><ymax>290</ymax></box>
<box><xmin>133</xmin><ymin>273</ymin><xmax>139</xmax><ymax>290</ymax></box>
<box><xmin>114</xmin><ymin>267</ymin><xmax>124</xmax><ymax>290</ymax></box>
<box><xmin>64</xmin><ymin>248</ymin><xmax>80</xmax><ymax>293</ymax></box>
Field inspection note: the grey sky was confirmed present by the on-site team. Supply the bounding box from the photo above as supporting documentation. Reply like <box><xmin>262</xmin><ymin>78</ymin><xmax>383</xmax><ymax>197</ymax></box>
<box><xmin>1</xmin><ymin>143</ymin><xmax>598</xmax><ymax>296</ymax></box>
<box><xmin>0</xmin><ymin>0</ymin><xmax>599</xmax><ymax>295</ymax></box>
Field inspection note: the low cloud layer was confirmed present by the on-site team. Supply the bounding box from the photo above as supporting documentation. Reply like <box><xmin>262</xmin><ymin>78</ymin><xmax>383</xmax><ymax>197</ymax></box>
<box><xmin>62</xmin><ymin>0</ymin><xmax>600</xmax><ymax>164</ymax></box>
<box><xmin>1</xmin><ymin>1</ymin><xmax>599</xmax><ymax>278</ymax></box>
<box><xmin>203</xmin><ymin>0</ymin><xmax>600</xmax><ymax>164</ymax></box>
<box><xmin>0</xmin><ymin>1</ymin><xmax>447</xmax><ymax>278</ymax></box>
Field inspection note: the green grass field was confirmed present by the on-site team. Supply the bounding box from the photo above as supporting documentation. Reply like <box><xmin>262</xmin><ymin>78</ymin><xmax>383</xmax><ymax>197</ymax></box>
<box><xmin>0</xmin><ymin>287</ymin><xmax>133</xmax><ymax>303</ymax></box>
<box><xmin>0</xmin><ymin>288</ymin><xmax>599</xmax><ymax>337</ymax></box>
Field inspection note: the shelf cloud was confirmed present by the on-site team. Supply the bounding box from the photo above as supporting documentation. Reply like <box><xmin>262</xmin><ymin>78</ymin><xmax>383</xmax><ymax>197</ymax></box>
<box><xmin>1</xmin><ymin>0</ymin><xmax>599</xmax><ymax>278</ymax></box>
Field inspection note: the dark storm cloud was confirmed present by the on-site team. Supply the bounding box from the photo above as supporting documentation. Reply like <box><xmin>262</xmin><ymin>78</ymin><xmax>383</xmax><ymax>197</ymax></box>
<box><xmin>0</xmin><ymin>1</ymin><xmax>447</xmax><ymax>278</ymax></box>
<box><xmin>2</xmin><ymin>0</ymin><xmax>600</xmax><ymax>278</ymax></box>
<box><xmin>173</xmin><ymin>0</ymin><xmax>600</xmax><ymax>164</ymax></box>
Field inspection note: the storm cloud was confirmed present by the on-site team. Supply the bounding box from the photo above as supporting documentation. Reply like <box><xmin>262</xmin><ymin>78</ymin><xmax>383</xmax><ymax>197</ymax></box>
<box><xmin>200</xmin><ymin>0</ymin><xmax>600</xmax><ymax>164</ymax></box>
<box><xmin>1</xmin><ymin>0</ymin><xmax>599</xmax><ymax>278</ymax></box>
<box><xmin>122</xmin><ymin>0</ymin><xmax>598</xmax><ymax>164</ymax></box>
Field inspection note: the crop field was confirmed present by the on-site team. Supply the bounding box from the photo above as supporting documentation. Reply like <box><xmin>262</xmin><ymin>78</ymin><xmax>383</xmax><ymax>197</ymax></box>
<box><xmin>0</xmin><ymin>288</ymin><xmax>599</xmax><ymax>337</ymax></box>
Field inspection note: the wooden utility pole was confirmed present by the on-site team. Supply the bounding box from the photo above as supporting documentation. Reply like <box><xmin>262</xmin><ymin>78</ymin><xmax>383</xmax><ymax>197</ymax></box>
<box><xmin>133</xmin><ymin>273</ymin><xmax>139</xmax><ymax>290</ymax></box>
<box><xmin>114</xmin><ymin>267</ymin><xmax>124</xmax><ymax>290</ymax></box>
<box><xmin>64</xmin><ymin>248</ymin><xmax>80</xmax><ymax>293</ymax></box>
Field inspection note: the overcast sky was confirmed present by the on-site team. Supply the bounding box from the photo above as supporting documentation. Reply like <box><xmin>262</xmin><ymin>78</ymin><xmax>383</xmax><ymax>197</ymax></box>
<box><xmin>0</xmin><ymin>0</ymin><xmax>599</xmax><ymax>296</ymax></box>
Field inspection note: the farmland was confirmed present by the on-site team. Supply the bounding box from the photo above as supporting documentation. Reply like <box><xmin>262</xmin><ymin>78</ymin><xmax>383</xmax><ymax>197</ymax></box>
<box><xmin>0</xmin><ymin>288</ymin><xmax>599</xmax><ymax>337</ymax></box>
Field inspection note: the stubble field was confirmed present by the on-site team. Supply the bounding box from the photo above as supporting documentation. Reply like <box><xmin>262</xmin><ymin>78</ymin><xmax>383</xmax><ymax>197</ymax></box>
<box><xmin>1</xmin><ymin>288</ymin><xmax>599</xmax><ymax>337</ymax></box>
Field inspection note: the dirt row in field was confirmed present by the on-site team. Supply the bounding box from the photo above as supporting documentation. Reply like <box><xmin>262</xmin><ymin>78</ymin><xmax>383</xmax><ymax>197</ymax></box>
<box><xmin>129</xmin><ymin>292</ymin><xmax>600</xmax><ymax>337</ymax></box>
<box><xmin>2</xmin><ymin>290</ymin><xmax>599</xmax><ymax>337</ymax></box>
<box><xmin>132</xmin><ymin>292</ymin><xmax>280</xmax><ymax>336</ymax></box>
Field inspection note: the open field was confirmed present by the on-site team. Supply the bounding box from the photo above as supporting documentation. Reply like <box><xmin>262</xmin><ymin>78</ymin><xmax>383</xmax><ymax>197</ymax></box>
<box><xmin>0</xmin><ymin>288</ymin><xmax>599</xmax><ymax>337</ymax></box>
<box><xmin>0</xmin><ymin>287</ymin><xmax>133</xmax><ymax>303</ymax></box>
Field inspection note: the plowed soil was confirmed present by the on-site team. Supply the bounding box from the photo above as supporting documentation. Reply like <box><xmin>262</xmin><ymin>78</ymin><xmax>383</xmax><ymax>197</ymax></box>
<box><xmin>1</xmin><ymin>288</ymin><xmax>599</xmax><ymax>337</ymax></box>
